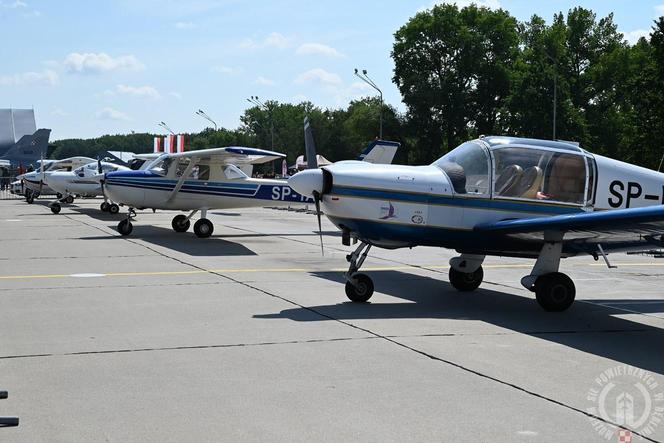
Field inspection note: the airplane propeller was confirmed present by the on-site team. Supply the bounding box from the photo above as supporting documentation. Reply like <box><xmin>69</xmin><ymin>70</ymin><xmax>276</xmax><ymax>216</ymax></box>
<box><xmin>304</xmin><ymin>116</ymin><xmax>323</xmax><ymax>255</ymax></box>
<box><xmin>38</xmin><ymin>153</ymin><xmax>45</xmax><ymax>195</ymax></box>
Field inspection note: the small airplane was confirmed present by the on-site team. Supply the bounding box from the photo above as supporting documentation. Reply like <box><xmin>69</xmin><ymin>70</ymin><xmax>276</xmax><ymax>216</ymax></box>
<box><xmin>22</xmin><ymin>156</ymin><xmax>96</xmax><ymax>203</ymax></box>
<box><xmin>44</xmin><ymin>160</ymin><xmax>130</xmax><ymax>214</ymax></box>
<box><xmin>289</xmin><ymin>135</ymin><xmax>664</xmax><ymax>312</ymax></box>
<box><xmin>100</xmin><ymin>123</ymin><xmax>399</xmax><ymax>237</ymax></box>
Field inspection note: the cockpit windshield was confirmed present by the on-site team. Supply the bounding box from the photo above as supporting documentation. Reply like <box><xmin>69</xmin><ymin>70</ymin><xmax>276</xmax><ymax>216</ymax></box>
<box><xmin>432</xmin><ymin>141</ymin><xmax>490</xmax><ymax>195</ymax></box>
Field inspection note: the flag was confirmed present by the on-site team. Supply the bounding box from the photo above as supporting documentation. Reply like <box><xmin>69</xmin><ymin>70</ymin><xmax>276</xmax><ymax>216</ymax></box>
<box><xmin>176</xmin><ymin>135</ymin><xmax>185</xmax><ymax>153</ymax></box>
<box><xmin>153</xmin><ymin>137</ymin><xmax>161</xmax><ymax>153</ymax></box>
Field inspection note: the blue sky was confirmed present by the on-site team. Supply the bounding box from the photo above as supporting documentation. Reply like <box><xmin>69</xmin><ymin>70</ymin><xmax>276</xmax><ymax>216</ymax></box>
<box><xmin>1</xmin><ymin>0</ymin><xmax>663</xmax><ymax>140</ymax></box>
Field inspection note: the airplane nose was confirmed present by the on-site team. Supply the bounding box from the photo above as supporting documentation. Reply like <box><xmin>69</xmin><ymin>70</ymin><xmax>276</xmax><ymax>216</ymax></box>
<box><xmin>288</xmin><ymin>168</ymin><xmax>323</xmax><ymax>196</ymax></box>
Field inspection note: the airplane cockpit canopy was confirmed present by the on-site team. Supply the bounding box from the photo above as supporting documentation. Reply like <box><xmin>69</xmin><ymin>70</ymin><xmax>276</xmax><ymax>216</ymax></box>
<box><xmin>432</xmin><ymin>137</ymin><xmax>595</xmax><ymax>206</ymax></box>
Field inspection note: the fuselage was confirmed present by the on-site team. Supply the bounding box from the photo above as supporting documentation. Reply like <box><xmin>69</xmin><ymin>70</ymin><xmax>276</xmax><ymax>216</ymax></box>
<box><xmin>45</xmin><ymin>162</ymin><xmax>129</xmax><ymax>197</ymax></box>
<box><xmin>103</xmin><ymin>170</ymin><xmax>314</xmax><ymax>211</ymax></box>
<box><xmin>290</xmin><ymin>136</ymin><xmax>664</xmax><ymax>257</ymax></box>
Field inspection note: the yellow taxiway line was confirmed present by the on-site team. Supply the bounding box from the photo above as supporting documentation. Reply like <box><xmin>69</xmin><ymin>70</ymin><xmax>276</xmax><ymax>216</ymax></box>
<box><xmin>0</xmin><ymin>262</ymin><xmax>663</xmax><ymax>281</ymax></box>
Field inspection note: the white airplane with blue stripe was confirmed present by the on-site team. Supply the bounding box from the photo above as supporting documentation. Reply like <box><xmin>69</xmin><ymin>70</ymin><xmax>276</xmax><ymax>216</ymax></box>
<box><xmin>102</xmin><ymin>141</ymin><xmax>399</xmax><ymax>238</ymax></box>
<box><xmin>289</xmin><ymin>135</ymin><xmax>664</xmax><ymax>312</ymax></box>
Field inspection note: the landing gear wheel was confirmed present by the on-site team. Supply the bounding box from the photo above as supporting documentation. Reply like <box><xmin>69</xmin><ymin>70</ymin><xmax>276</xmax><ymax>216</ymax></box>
<box><xmin>193</xmin><ymin>218</ymin><xmax>213</xmax><ymax>238</ymax></box>
<box><xmin>56</xmin><ymin>193</ymin><xmax>63</xmax><ymax>200</ymax></box>
<box><xmin>108</xmin><ymin>204</ymin><xmax>120</xmax><ymax>214</ymax></box>
<box><xmin>100</xmin><ymin>202</ymin><xmax>109</xmax><ymax>211</ymax></box>
<box><xmin>535</xmin><ymin>272</ymin><xmax>575</xmax><ymax>312</ymax></box>
<box><xmin>172</xmin><ymin>215</ymin><xmax>191</xmax><ymax>232</ymax></box>
<box><xmin>50</xmin><ymin>203</ymin><xmax>61</xmax><ymax>214</ymax></box>
<box><xmin>65</xmin><ymin>195</ymin><xmax>74</xmax><ymax>204</ymax></box>
<box><xmin>26</xmin><ymin>194</ymin><xmax>34</xmax><ymax>204</ymax></box>
<box><xmin>449</xmin><ymin>265</ymin><xmax>484</xmax><ymax>292</ymax></box>
<box><xmin>345</xmin><ymin>273</ymin><xmax>374</xmax><ymax>302</ymax></box>
<box><xmin>117</xmin><ymin>219</ymin><xmax>133</xmax><ymax>236</ymax></box>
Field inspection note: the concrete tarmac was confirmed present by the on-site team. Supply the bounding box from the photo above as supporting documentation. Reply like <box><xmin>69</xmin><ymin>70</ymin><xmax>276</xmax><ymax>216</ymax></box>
<box><xmin>0</xmin><ymin>197</ymin><xmax>663</xmax><ymax>442</ymax></box>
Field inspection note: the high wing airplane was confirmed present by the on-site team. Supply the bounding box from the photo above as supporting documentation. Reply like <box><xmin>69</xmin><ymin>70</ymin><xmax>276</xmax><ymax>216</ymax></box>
<box><xmin>289</xmin><ymin>135</ymin><xmax>664</xmax><ymax>312</ymax></box>
<box><xmin>44</xmin><ymin>160</ymin><xmax>130</xmax><ymax>214</ymax></box>
<box><xmin>22</xmin><ymin>156</ymin><xmax>96</xmax><ymax>203</ymax></box>
<box><xmin>101</xmin><ymin>134</ymin><xmax>399</xmax><ymax>237</ymax></box>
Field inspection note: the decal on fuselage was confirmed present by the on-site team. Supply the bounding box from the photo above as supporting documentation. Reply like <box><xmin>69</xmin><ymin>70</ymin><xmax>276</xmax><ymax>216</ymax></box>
<box><xmin>608</xmin><ymin>180</ymin><xmax>664</xmax><ymax>208</ymax></box>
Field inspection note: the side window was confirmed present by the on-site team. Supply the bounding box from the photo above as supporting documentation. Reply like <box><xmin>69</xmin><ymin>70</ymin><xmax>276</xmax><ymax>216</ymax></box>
<box><xmin>187</xmin><ymin>165</ymin><xmax>210</xmax><ymax>181</ymax></box>
<box><xmin>585</xmin><ymin>156</ymin><xmax>596</xmax><ymax>204</ymax></box>
<box><xmin>542</xmin><ymin>153</ymin><xmax>587</xmax><ymax>204</ymax></box>
<box><xmin>223</xmin><ymin>165</ymin><xmax>248</xmax><ymax>180</ymax></box>
<box><xmin>493</xmin><ymin>147</ymin><xmax>550</xmax><ymax>199</ymax></box>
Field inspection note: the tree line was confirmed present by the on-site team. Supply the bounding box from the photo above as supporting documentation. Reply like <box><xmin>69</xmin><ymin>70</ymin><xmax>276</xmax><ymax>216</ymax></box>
<box><xmin>52</xmin><ymin>6</ymin><xmax>664</xmax><ymax>170</ymax></box>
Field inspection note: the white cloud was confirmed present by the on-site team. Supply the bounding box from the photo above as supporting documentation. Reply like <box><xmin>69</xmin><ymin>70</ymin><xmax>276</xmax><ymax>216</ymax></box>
<box><xmin>239</xmin><ymin>32</ymin><xmax>290</xmax><ymax>50</ymax></box>
<box><xmin>294</xmin><ymin>68</ymin><xmax>342</xmax><ymax>86</ymax></box>
<box><xmin>64</xmin><ymin>52</ymin><xmax>145</xmax><ymax>74</ymax></box>
<box><xmin>50</xmin><ymin>108</ymin><xmax>69</xmax><ymax>117</ymax></box>
<box><xmin>211</xmin><ymin>65</ymin><xmax>242</xmax><ymax>75</ymax></box>
<box><xmin>115</xmin><ymin>84</ymin><xmax>161</xmax><ymax>99</ymax></box>
<box><xmin>1</xmin><ymin>0</ymin><xmax>27</xmax><ymax>8</ymax></box>
<box><xmin>291</xmin><ymin>94</ymin><xmax>309</xmax><ymax>103</ymax></box>
<box><xmin>255</xmin><ymin>76</ymin><xmax>275</xmax><ymax>86</ymax></box>
<box><xmin>0</xmin><ymin>69</ymin><xmax>58</xmax><ymax>86</ymax></box>
<box><xmin>296</xmin><ymin>43</ymin><xmax>344</xmax><ymax>58</ymax></box>
<box><xmin>96</xmin><ymin>107</ymin><xmax>130</xmax><ymax>121</ymax></box>
<box><xmin>624</xmin><ymin>29</ymin><xmax>651</xmax><ymax>45</ymax></box>
<box><xmin>175</xmin><ymin>21</ymin><xmax>194</xmax><ymax>29</ymax></box>
<box><xmin>169</xmin><ymin>91</ymin><xmax>182</xmax><ymax>100</ymax></box>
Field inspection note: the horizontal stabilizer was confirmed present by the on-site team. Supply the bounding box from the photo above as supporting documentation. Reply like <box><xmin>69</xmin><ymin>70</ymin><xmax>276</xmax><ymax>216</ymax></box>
<box><xmin>357</xmin><ymin>140</ymin><xmax>400</xmax><ymax>164</ymax></box>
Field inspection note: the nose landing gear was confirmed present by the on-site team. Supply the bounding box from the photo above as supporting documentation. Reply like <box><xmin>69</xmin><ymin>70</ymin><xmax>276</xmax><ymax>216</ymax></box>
<box><xmin>344</xmin><ymin>242</ymin><xmax>373</xmax><ymax>302</ymax></box>
<box><xmin>117</xmin><ymin>208</ymin><xmax>136</xmax><ymax>236</ymax></box>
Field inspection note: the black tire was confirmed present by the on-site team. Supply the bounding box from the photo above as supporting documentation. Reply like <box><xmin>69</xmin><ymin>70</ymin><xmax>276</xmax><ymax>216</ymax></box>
<box><xmin>50</xmin><ymin>203</ymin><xmax>61</xmax><ymax>214</ymax></box>
<box><xmin>65</xmin><ymin>195</ymin><xmax>74</xmax><ymax>204</ymax></box>
<box><xmin>172</xmin><ymin>215</ymin><xmax>190</xmax><ymax>232</ymax></box>
<box><xmin>100</xmin><ymin>202</ymin><xmax>110</xmax><ymax>212</ymax></box>
<box><xmin>535</xmin><ymin>272</ymin><xmax>576</xmax><ymax>312</ymax></box>
<box><xmin>26</xmin><ymin>194</ymin><xmax>34</xmax><ymax>204</ymax></box>
<box><xmin>108</xmin><ymin>204</ymin><xmax>120</xmax><ymax>214</ymax></box>
<box><xmin>117</xmin><ymin>219</ymin><xmax>133</xmax><ymax>236</ymax></box>
<box><xmin>345</xmin><ymin>273</ymin><xmax>374</xmax><ymax>302</ymax></box>
<box><xmin>56</xmin><ymin>193</ymin><xmax>63</xmax><ymax>199</ymax></box>
<box><xmin>193</xmin><ymin>218</ymin><xmax>214</xmax><ymax>238</ymax></box>
<box><xmin>24</xmin><ymin>188</ymin><xmax>32</xmax><ymax>198</ymax></box>
<box><xmin>449</xmin><ymin>265</ymin><xmax>484</xmax><ymax>292</ymax></box>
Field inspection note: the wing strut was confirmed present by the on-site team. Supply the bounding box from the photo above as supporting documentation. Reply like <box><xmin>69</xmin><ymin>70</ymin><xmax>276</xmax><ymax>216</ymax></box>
<box><xmin>166</xmin><ymin>159</ymin><xmax>198</xmax><ymax>203</ymax></box>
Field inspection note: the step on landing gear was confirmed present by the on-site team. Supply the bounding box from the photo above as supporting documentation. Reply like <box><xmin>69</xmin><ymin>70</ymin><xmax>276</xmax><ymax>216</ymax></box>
<box><xmin>521</xmin><ymin>240</ymin><xmax>575</xmax><ymax>312</ymax></box>
<box><xmin>344</xmin><ymin>242</ymin><xmax>373</xmax><ymax>302</ymax></box>
<box><xmin>117</xmin><ymin>208</ymin><xmax>136</xmax><ymax>236</ymax></box>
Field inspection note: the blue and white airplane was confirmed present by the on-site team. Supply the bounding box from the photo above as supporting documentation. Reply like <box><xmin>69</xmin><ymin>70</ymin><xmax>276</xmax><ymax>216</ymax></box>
<box><xmin>101</xmin><ymin>140</ymin><xmax>399</xmax><ymax>238</ymax></box>
<box><xmin>289</xmin><ymin>136</ymin><xmax>664</xmax><ymax>312</ymax></box>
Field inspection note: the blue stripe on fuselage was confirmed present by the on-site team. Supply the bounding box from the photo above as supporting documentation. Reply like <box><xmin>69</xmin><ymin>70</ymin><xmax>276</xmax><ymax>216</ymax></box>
<box><xmin>330</xmin><ymin>185</ymin><xmax>582</xmax><ymax>215</ymax></box>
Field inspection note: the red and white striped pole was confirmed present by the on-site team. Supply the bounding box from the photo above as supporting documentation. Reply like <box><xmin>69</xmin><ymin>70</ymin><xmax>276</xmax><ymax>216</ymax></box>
<box><xmin>176</xmin><ymin>135</ymin><xmax>185</xmax><ymax>153</ymax></box>
<box><xmin>153</xmin><ymin>137</ymin><xmax>161</xmax><ymax>153</ymax></box>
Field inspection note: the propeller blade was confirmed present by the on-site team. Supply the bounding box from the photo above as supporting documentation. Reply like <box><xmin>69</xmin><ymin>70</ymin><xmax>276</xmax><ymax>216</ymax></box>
<box><xmin>304</xmin><ymin>116</ymin><xmax>318</xmax><ymax>169</ymax></box>
<box><xmin>313</xmin><ymin>190</ymin><xmax>324</xmax><ymax>256</ymax></box>
<box><xmin>97</xmin><ymin>157</ymin><xmax>102</xmax><ymax>174</ymax></box>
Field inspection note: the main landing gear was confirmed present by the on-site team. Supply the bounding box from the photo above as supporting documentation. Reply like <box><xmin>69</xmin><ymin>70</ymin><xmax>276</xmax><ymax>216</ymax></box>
<box><xmin>25</xmin><ymin>189</ymin><xmax>35</xmax><ymax>204</ymax></box>
<box><xmin>170</xmin><ymin>210</ymin><xmax>214</xmax><ymax>238</ymax></box>
<box><xmin>520</xmin><ymin>241</ymin><xmax>575</xmax><ymax>312</ymax></box>
<box><xmin>344</xmin><ymin>242</ymin><xmax>374</xmax><ymax>302</ymax></box>
<box><xmin>49</xmin><ymin>194</ymin><xmax>75</xmax><ymax>214</ymax></box>
<box><xmin>448</xmin><ymin>254</ymin><xmax>485</xmax><ymax>291</ymax></box>
<box><xmin>100</xmin><ymin>201</ymin><xmax>119</xmax><ymax>214</ymax></box>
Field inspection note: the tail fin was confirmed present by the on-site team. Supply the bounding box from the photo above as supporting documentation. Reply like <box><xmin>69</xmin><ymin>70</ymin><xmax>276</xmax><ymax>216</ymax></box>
<box><xmin>303</xmin><ymin>117</ymin><xmax>318</xmax><ymax>169</ymax></box>
<box><xmin>0</xmin><ymin>128</ymin><xmax>50</xmax><ymax>166</ymax></box>
<box><xmin>357</xmin><ymin>140</ymin><xmax>400</xmax><ymax>164</ymax></box>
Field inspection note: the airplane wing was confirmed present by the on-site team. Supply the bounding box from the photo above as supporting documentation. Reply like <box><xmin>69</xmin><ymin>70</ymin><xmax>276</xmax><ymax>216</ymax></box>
<box><xmin>474</xmin><ymin>205</ymin><xmax>664</xmax><ymax>251</ymax></box>
<box><xmin>164</xmin><ymin>147</ymin><xmax>285</xmax><ymax>165</ymax></box>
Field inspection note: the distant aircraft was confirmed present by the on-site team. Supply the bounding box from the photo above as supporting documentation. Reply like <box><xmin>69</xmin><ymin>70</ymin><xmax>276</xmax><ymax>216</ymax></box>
<box><xmin>44</xmin><ymin>160</ymin><xmax>130</xmax><ymax>214</ymax></box>
<box><xmin>0</xmin><ymin>109</ymin><xmax>50</xmax><ymax>168</ymax></box>
<box><xmin>289</xmin><ymin>135</ymin><xmax>664</xmax><ymax>312</ymax></box>
<box><xmin>22</xmin><ymin>156</ymin><xmax>96</xmax><ymax>203</ymax></box>
<box><xmin>0</xmin><ymin>128</ymin><xmax>51</xmax><ymax>168</ymax></box>
<box><xmin>100</xmin><ymin>129</ymin><xmax>399</xmax><ymax>237</ymax></box>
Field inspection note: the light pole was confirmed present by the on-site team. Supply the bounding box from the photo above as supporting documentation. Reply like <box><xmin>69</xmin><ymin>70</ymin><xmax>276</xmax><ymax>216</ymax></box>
<box><xmin>195</xmin><ymin>109</ymin><xmax>217</xmax><ymax>130</ymax></box>
<box><xmin>544</xmin><ymin>52</ymin><xmax>557</xmax><ymax>140</ymax></box>
<box><xmin>158</xmin><ymin>121</ymin><xmax>175</xmax><ymax>135</ymax></box>
<box><xmin>247</xmin><ymin>96</ymin><xmax>274</xmax><ymax>150</ymax></box>
<box><xmin>354</xmin><ymin>68</ymin><xmax>383</xmax><ymax>139</ymax></box>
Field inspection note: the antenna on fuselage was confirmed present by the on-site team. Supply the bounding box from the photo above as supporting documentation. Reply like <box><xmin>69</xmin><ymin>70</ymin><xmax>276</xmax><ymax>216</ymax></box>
<box><xmin>658</xmin><ymin>153</ymin><xmax>664</xmax><ymax>172</ymax></box>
